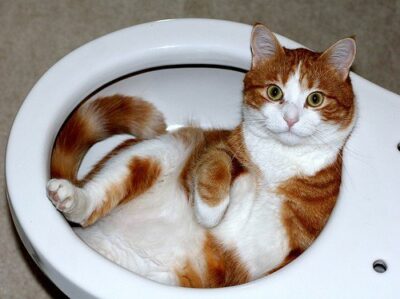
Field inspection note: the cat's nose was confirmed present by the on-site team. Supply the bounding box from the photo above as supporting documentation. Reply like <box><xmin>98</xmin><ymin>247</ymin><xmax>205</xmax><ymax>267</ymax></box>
<box><xmin>283</xmin><ymin>115</ymin><xmax>299</xmax><ymax>129</ymax></box>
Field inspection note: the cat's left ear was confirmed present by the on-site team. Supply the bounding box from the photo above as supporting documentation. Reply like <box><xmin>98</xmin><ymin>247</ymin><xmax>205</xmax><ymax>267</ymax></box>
<box><xmin>320</xmin><ymin>38</ymin><xmax>356</xmax><ymax>80</ymax></box>
<box><xmin>250</xmin><ymin>24</ymin><xmax>284</xmax><ymax>68</ymax></box>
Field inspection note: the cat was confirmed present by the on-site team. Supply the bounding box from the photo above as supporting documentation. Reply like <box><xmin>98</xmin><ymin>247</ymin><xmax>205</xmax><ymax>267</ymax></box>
<box><xmin>46</xmin><ymin>24</ymin><xmax>356</xmax><ymax>287</ymax></box>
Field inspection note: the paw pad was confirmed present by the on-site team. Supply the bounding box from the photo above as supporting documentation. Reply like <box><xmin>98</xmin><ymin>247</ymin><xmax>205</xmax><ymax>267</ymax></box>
<box><xmin>46</xmin><ymin>179</ymin><xmax>76</xmax><ymax>212</ymax></box>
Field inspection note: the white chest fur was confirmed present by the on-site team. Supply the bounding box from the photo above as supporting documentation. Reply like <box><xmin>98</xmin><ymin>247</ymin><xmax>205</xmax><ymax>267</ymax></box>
<box><xmin>243</xmin><ymin>124</ymin><xmax>339</xmax><ymax>185</ymax></box>
<box><xmin>213</xmin><ymin>173</ymin><xmax>289</xmax><ymax>278</ymax></box>
<box><xmin>212</xmin><ymin>125</ymin><xmax>342</xmax><ymax>278</ymax></box>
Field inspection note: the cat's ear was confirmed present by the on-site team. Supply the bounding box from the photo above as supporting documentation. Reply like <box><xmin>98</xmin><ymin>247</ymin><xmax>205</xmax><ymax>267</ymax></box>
<box><xmin>320</xmin><ymin>38</ymin><xmax>356</xmax><ymax>80</ymax></box>
<box><xmin>250</xmin><ymin>24</ymin><xmax>284</xmax><ymax>68</ymax></box>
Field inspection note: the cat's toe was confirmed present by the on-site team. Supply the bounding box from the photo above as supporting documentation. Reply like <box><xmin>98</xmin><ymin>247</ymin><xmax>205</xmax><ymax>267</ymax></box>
<box><xmin>46</xmin><ymin>179</ymin><xmax>76</xmax><ymax>212</ymax></box>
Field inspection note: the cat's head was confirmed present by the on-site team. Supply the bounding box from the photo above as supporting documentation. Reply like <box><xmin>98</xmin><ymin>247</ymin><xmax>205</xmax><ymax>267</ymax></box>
<box><xmin>243</xmin><ymin>24</ymin><xmax>356</xmax><ymax>147</ymax></box>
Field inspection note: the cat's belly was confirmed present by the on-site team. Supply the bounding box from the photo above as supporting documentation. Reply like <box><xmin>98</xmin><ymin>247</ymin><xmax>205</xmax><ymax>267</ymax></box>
<box><xmin>213</xmin><ymin>174</ymin><xmax>290</xmax><ymax>279</ymax></box>
<box><xmin>74</xmin><ymin>172</ymin><xmax>290</xmax><ymax>285</ymax></box>
<box><xmin>74</xmin><ymin>173</ymin><xmax>207</xmax><ymax>285</ymax></box>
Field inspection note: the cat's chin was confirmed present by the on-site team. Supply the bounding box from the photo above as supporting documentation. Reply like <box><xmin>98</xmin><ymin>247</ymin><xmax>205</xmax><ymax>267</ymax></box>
<box><xmin>245</xmin><ymin>124</ymin><xmax>306</xmax><ymax>146</ymax></box>
<box><xmin>274</xmin><ymin>131</ymin><xmax>305</xmax><ymax>146</ymax></box>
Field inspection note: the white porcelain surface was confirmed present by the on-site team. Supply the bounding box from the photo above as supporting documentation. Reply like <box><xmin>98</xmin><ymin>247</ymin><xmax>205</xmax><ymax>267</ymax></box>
<box><xmin>6</xmin><ymin>19</ymin><xmax>400</xmax><ymax>298</ymax></box>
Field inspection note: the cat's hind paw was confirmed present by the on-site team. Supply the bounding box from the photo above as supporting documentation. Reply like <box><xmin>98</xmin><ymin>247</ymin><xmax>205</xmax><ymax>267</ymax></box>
<box><xmin>46</xmin><ymin>179</ymin><xmax>89</xmax><ymax>224</ymax></box>
<box><xmin>47</xmin><ymin>179</ymin><xmax>77</xmax><ymax>212</ymax></box>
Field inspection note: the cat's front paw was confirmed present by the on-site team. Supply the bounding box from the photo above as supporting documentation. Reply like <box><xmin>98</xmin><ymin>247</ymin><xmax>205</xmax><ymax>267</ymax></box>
<box><xmin>47</xmin><ymin>179</ymin><xmax>77</xmax><ymax>212</ymax></box>
<box><xmin>193</xmin><ymin>187</ymin><xmax>230</xmax><ymax>229</ymax></box>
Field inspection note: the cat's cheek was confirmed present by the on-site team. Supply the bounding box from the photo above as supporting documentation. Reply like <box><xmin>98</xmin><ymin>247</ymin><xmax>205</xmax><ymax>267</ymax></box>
<box><xmin>293</xmin><ymin>112</ymin><xmax>321</xmax><ymax>137</ymax></box>
<box><xmin>261</xmin><ymin>104</ymin><xmax>287</xmax><ymax>133</ymax></box>
<box><xmin>293</xmin><ymin>124</ymin><xmax>318</xmax><ymax>138</ymax></box>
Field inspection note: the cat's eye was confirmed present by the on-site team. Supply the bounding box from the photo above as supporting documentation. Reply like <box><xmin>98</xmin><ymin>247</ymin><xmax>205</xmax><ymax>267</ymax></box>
<box><xmin>266</xmin><ymin>85</ymin><xmax>283</xmax><ymax>101</ymax></box>
<box><xmin>306</xmin><ymin>92</ymin><xmax>325</xmax><ymax>107</ymax></box>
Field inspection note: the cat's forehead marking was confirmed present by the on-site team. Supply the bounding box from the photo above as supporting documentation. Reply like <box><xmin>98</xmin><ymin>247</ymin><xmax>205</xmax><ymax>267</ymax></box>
<box><xmin>282</xmin><ymin>63</ymin><xmax>311</xmax><ymax>106</ymax></box>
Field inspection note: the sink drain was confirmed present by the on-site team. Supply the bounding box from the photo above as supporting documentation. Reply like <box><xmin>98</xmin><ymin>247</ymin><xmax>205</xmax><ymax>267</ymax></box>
<box><xmin>373</xmin><ymin>260</ymin><xmax>387</xmax><ymax>273</ymax></box>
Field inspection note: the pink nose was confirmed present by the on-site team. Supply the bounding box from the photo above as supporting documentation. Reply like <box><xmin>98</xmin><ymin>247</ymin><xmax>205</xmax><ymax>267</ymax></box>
<box><xmin>284</xmin><ymin>116</ymin><xmax>299</xmax><ymax>128</ymax></box>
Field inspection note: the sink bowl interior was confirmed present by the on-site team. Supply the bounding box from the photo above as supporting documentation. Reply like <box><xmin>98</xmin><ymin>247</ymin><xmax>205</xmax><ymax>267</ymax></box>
<box><xmin>78</xmin><ymin>65</ymin><xmax>246</xmax><ymax>177</ymax></box>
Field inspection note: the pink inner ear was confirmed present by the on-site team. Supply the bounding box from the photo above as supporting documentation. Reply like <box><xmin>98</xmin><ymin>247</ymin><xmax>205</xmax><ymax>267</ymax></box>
<box><xmin>251</xmin><ymin>25</ymin><xmax>283</xmax><ymax>66</ymax></box>
<box><xmin>322</xmin><ymin>38</ymin><xmax>356</xmax><ymax>78</ymax></box>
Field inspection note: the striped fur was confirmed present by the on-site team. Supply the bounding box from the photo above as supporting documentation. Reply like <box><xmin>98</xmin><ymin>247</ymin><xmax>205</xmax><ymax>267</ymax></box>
<box><xmin>51</xmin><ymin>95</ymin><xmax>166</xmax><ymax>185</ymax></box>
<box><xmin>46</xmin><ymin>24</ymin><xmax>356</xmax><ymax>287</ymax></box>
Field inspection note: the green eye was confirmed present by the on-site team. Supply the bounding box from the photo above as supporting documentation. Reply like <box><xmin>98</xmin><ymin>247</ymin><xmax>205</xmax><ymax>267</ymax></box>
<box><xmin>307</xmin><ymin>92</ymin><xmax>325</xmax><ymax>107</ymax></box>
<box><xmin>266</xmin><ymin>85</ymin><xmax>283</xmax><ymax>101</ymax></box>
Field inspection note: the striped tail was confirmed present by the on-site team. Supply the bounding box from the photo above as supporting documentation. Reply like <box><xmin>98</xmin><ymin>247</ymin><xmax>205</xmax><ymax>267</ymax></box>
<box><xmin>50</xmin><ymin>94</ymin><xmax>166</xmax><ymax>184</ymax></box>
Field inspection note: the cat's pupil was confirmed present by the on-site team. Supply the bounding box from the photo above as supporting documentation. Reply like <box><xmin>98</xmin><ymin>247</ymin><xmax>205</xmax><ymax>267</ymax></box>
<box><xmin>272</xmin><ymin>88</ymin><xmax>278</xmax><ymax>96</ymax></box>
<box><xmin>312</xmin><ymin>94</ymin><xmax>318</xmax><ymax>103</ymax></box>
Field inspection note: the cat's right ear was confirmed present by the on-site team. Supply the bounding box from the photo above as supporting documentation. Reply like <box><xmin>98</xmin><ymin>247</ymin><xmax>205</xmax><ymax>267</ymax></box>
<box><xmin>251</xmin><ymin>24</ymin><xmax>284</xmax><ymax>68</ymax></box>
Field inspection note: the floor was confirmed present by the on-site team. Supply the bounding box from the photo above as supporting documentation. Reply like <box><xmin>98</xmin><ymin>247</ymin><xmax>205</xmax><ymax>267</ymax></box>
<box><xmin>0</xmin><ymin>0</ymin><xmax>399</xmax><ymax>298</ymax></box>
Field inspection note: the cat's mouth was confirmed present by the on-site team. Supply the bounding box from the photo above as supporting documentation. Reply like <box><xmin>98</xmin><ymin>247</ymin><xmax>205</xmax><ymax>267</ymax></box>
<box><xmin>262</xmin><ymin>119</ymin><xmax>319</xmax><ymax>146</ymax></box>
<box><xmin>274</xmin><ymin>130</ymin><xmax>305</xmax><ymax>146</ymax></box>
<box><xmin>244</xmin><ymin>119</ymin><xmax>309</xmax><ymax>146</ymax></box>
<box><xmin>267</xmin><ymin>123</ymin><xmax>318</xmax><ymax>146</ymax></box>
<box><xmin>244</xmin><ymin>108</ymin><xmax>315</xmax><ymax>146</ymax></box>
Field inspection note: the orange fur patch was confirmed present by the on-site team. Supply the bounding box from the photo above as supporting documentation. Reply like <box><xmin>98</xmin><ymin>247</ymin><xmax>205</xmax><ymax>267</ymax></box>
<box><xmin>51</xmin><ymin>109</ymin><xmax>99</xmax><ymax>184</ymax></box>
<box><xmin>203</xmin><ymin>232</ymin><xmax>250</xmax><ymax>287</ymax></box>
<box><xmin>51</xmin><ymin>94</ymin><xmax>166</xmax><ymax>185</ymax></box>
<box><xmin>88</xmin><ymin>95</ymin><xmax>166</xmax><ymax>138</ymax></box>
<box><xmin>123</xmin><ymin>157</ymin><xmax>162</xmax><ymax>202</ymax></box>
<box><xmin>175</xmin><ymin>128</ymin><xmax>230</xmax><ymax>198</ymax></box>
<box><xmin>174</xmin><ymin>128</ymin><xmax>204</xmax><ymax>198</ymax></box>
<box><xmin>83</xmin><ymin>156</ymin><xmax>162</xmax><ymax>226</ymax></box>
<box><xmin>226</xmin><ymin>126</ymin><xmax>253</xmax><ymax>169</ymax></box>
<box><xmin>196</xmin><ymin>149</ymin><xmax>232</xmax><ymax>207</ymax></box>
<box><xmin>176</xmin><ymin>127</ymin><xmax>250</xmax><ymax>205</ymax></box>
<box><xmin>177</xmin><ymin>261</ymin><xmax>203</xmax><ymax>288</ymax></box>
<box><xmin>177</xmin><ymin>232</ymin><xmax>250</xmax><ymax>288</ymax></box>
<box><xmin>277</xmin><ymin>155</ymin><xmax>342</xmax><ymax>255</ymax></box>
<box><xmin>81</xmin><ymin>138</ymin><xmax>138</xmax><ymax>186</ymax></box>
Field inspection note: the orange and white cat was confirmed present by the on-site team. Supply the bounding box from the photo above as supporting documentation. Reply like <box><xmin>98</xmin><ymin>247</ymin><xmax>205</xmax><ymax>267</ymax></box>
<box><xmin>46</xmin><ymin>24</ymin><xmax>356</xmax><ymax>287</ymax></box>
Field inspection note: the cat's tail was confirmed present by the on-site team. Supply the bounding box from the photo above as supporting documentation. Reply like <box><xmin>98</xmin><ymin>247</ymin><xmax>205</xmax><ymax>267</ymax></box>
<box><xmin>50</xmin><ymin>94</ymin><xmax>167</xmax><ymax>184</ymax></box>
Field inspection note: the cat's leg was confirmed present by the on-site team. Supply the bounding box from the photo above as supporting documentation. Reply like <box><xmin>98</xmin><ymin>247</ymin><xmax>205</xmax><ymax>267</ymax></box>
<box><xmin>193</xmin><ymin>148</ymin><xmax>232</xmax><ymax>228</ymax></box>
<box><xmin>47</xmin><ymin>136</ymin><xmax>180</xmax><ymax>226</ymax></box>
